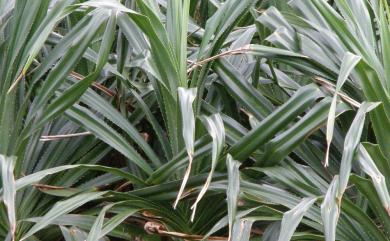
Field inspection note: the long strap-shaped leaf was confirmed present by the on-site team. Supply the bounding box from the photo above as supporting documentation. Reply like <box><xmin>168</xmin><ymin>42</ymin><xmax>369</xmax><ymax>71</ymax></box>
<box><xmin>86</xmin><ymin>201</ymin><xmax>139</xmax><ymax>240</ymax></box>
<box><xmin>100</xmin><ymin>207</ymin><xmax>139</xmax><ymax>238</ymax></box>
<box><xmin>324</xmin><ymin>101</ymin><xmax>386</xmax><ymax>241</ymax></box>
<box><xmin>379</xmin><ymin>0</ymin><xmax>390</xmax><ymax>93</ymax></box>
<box><xmin>277</xmin><ymin>197</ymin><xmax>317</xmax><ymax>241</ymax></box>
<box><xmin>321</xmin><ymin>176</ymin><xmax>339</xmax><ymax>241</ymax></box>
<box><xmin>261</xmin><ymin>97</ymin><xmax>349</xmax><ymax>166</ymax></box>
<box><xmin>16</xmin><ymin>0</ymin><xmax>77</xmax><ymax>84</ymax></box>
<box><xmin>174</xmin><ymin>87</ymin><xmax>197</xmax><ymax>208</ymax></box>
<box><xmin>75</xmin><ymin>85</ymin><xmax>161</xmax><ymax>167</ymax></box>
<box><xmin>226</xmin><ymin>154</ymin><xmax>240</xmax><ymax>241</ymax></box>
<box><xmin>190</xmin><ymin>113</ymin><xmax>225</xmax><ymax>221</ymax></box>
<box><xmin>166</xmin><ymin>0</ymin><xmax>189</xmax><ymax>87</ymax></box>
<box><xmin>214</xmin><ymin>59</ymin><xmax>273</xmax><ymax>120</ymax></box>
<box><xmin>357</xmin><ymin>144</ymin><xmax>390</xmax><ymax>215</ymax></box>
<box><xmin>230</xmin><ymin>84</ymin><xmax>321</xmax><ymax>161</ymax></box>
<box><xmin>191</xmin><ymin>0</ymin><xmax>254</xmax><ymax>114</ymax></box>
<box><xmin>231</xmin><ymin>218</ymin><xmax>254</xmax><ymax>241</ymax></box>
<box><xmin>28</xmin><ymin>9</ymin><xmax>108</xmax><ymax>117</ymax></box>
<box><xmin>0</xmin><ymin>155</ymin><xmax>16</xmax><ymax>238</ymax></box>
<box><xmin>21</xmin><ymin>191</ymin><xmax>107</xmax><ymax>240</ymax></box>
<box><xmin>86</xmin><ymin>204</ymin><xmax>114</xmax><ymax>241</ymax></box>
<box><xmin>66</xmin><ymin>105</ymin><xmax>153</xmax><ymax>175</ymax></box>
<box><xmin>33</xmin><ymin>10</ymin><xmax>117</xmax><ymax>131</ymax></box>
<box><xmin>325</xmin><ymin>52</ymin><xmax>361</xmax><ymax>166</ymax></box>
<box><xmin>0</xmin><ymin>164</ymin><xmax>146</xmax><ymax>200</ymax></box>
<box><xmin>338</xmin><ymin>102</ymin><xmax>380</xmax><ymax>198</ymax></box>
<box><xmin>349</xmin><ymin>175</ymin><xmax>390</xmax><ymax>237</ymax></box>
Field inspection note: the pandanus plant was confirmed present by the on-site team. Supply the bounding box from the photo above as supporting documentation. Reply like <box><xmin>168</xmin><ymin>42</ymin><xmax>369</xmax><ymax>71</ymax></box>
<box><xmin>0</xmin><ymin>0</ymin><xmax>390</xmax><ymax>241</ymax></box>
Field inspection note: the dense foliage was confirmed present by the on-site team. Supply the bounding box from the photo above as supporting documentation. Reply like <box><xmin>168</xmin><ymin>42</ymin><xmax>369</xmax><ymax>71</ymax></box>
<box><xmin>1</xmin><ymin>0</ymin><xmax>390</xmax><ymax>240</ymax></box>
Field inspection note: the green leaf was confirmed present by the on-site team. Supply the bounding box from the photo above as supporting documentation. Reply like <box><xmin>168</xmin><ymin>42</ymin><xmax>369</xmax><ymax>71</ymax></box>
<box><xmin>357</xmin><ymin>144</ymin><xmax>390</xmax><ymax>215</ymax></box>
<box><xmin>61</xmin><ymin>226</ymin><xmax>88</xmax><ymax>241</ymax></box>
<box><xmin>77</xmin><ymin>86</ymin><xmax>161</xmax><ymax>167</ymax></box>
<box><xmin>174</xmin><ymin>87</ymin><xmax>197</xmax><ymax>208</ymax></box>
<box><xmin>166</xmin><ymin>0</ymin><xmax>190</xmax><ymax>86</ymax></box>
<box><xmin>29</xmin><ymin>10</ymin><xmax>107</xmax><ymax>116</ymax></box>
<box><xmin>214</xmin><ymin>59</ymin><xmax>273</xmax><ymax>120</ymax></box>
<box><xmin>321</xmin><ymin>176</ymin><xmax>339</xmax><ymax>241</ymax></box>
<box><xmin>191</xmin><ymin>113</ymin><xmax>225</xmax><ymax>221</ymax></box>
<box><xmin>66</xmin><ymin>105</ymin><xmax>153</xmax><ymax>175</ymax></box>
<box><xmin>231</xmin><ymin>218</ymin><xmax>254</xmax><ymax>241</ymax></box>
<box><xmin>131</xmin><ymin>90</ymin><xmax>171</xmax><ymax>161</ymax></box>
<box><xmin>34</xmin><ymin>10</ymin><xmax>117</xmax><ymax>130</ymax></box>
<box><xmin>226</xmin><ymin>154</ymin><xmax>240</xmax><ymax>240</ymax></box>
<box><xmin>19</xmin><ymin>0</ymin><xmax>77</xmax><ymax>78</ymax></box>
<box><xmin>325</xmin><ymin>52</ymin><xmax>361</xmax><ymax>166</ymax></box>
<box><xmin>379</xmin><ymin>0</ymin><xmax>390</xmax><ymax>93</ymax></box>
<box><xmin>260</xmin><ymin>97</ymin><xmax>349</xmax><ymax>166</ymax></box>
<box><xmin>230</xmin><ymin>84</ymin><xmax>322</xmax><ymax>161</ymax></box>
<box><xmin>349</xmin><ymin>175</ymin><xmax>390</xmax><ymax>237</ymax></box>
<box><xmin>21</xmin><ymin>191</ymin><xmax>107</xmax><ymax>240</ymax></box>
<box><xmin>100</xmin><ymin>207</ymin><xmax>139</xmax><ymax>237</ymax></box>
<box><xmin>0</xmin><ymin>155</ymin><xmax>16</xmax><ymax>237</ymax></box>
<box><xmin>277</xmin><ymin>197</ymin><xmax>317</xmax><ymax>241</ymax></box>
<box><xmin>0</xmin><ymin>164</ymin><xmax>146</xmax><ymax>197</ymax></box>
<box><xmin>338</xmin><ymin>102</ymin><xmax>380</xmax><ymax>198</ymax></box>
<box><xmin>86</xmin><ymin>204</ymin><xmax>113</xmax><ymax>241</ymax></box>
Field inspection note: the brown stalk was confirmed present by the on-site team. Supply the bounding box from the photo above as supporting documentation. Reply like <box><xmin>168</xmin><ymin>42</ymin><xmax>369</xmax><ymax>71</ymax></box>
<box><xmin>314</xmin><ymin>76</ymin><xmax>361</xmax><ymax>108</ymax></box>
<box><xmin>7</xmin><ymin>72</ymin><xmax>25</xmax><ymax>94</ymax></box>
<box><xmin>144</xmin><ymin>221</ymin><xmax>228</xmax><ymax>241</ymax></box>
<box><xmin>69</xmin><ymin>71</ymin><xmax>116</xmax><ymax>97</ymax></box>
<box><xmin>187</xmin><ymin>45</ymin><xmax>251</xmax><ymax>74</ymax></box>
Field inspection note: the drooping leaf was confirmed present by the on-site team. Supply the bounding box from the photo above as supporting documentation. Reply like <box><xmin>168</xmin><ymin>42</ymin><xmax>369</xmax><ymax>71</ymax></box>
<box><xmin>174</xmin><ymin>87</ymin><xmax>197</xmax><ymax>208</ymax></box>
<box><xmin>325</xmin><ymin>52</ymin><xmax>361</xmax><ymax>166</ymax></box>
<box><xmin>86</xmin><ymin>204</ymin><xmax>113</xmax><ymax>241</ymax></box>
<box><xmin>277</xmin><ymin>197</ymin><xmax>317</xmax><ymax>241</ymax></box>
<box><xmin>21</xmin><ymin>192</ymin><xmax>107</xmax><ymax>240</ymax></box>
<box><xmin>338</xmin><ymin>102</ymin><xmax>380</xmax><ymax>198</ymax></box>
<box><xmin>357</xmin><ymin>144</ymin><xmax>390</xmax><ymax>215</ymax></box>
<box><xmin>226</xmin><ymin>154</ymin><xmax>240</xmax><ymax>240</ymax></box>
<box><xmin>0</xmin><ymin>155</ymin><xmax>16</xmax><ymax>237</ymax></box>
<box><xmin>321</xmin><ymin>176</ymin><xmax>339</xmax><ymax>241</ymax></box>
<box><xmin>191</xmin><ymin>113</ymin><xmax>225</xmax><ymax>220</ymax></box>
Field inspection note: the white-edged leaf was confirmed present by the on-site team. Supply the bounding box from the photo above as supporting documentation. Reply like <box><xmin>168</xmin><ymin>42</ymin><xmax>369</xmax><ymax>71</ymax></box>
<box><xmin>0</xmin><ymin>164</ymin><xmax>145</xmax><ymax>197</ymax></box>
<box><xmin>166</xmin><ymin>0</ymin><xmax>190</xmax><ymax>86</ymax></box>
<box><xmin>203</xmin><ymin>208</ymin><xmax>259</xmax><ymax>240</ymax></box>
<box><xmin>231</xmin><ymin>218</ymin><xmax>254</xmax><ymax>241</ymax></box>
<box><xmin>226</xmin><ymin>154</ymin><xmax>241</xmax><ymax>241</ymax></box>
<box><xmin>191</xmin><ymin>113</ymin><xmax>225</xmax><ymax>221</ymax></box>
<box><xmin>86</xmin><ymin>204</ymin><xmax>113</xmax><ymax>241</ymax></box>
<box><xmin>277</xmin><ymin>197</ymin><xmax>317</xmax><ymax>241</ymax></box>
<box><xmin>77</xmin><ymin>0</ymin><xmax>135</xmax><ymax>13</ymax></box>
<box><xmin>21</xmin><ymin>191</ymin><xmax>107</xmax><ymax>240</ymax></box>
<box><xmin>21</xmin><ymin>0</ymin><xmax>77</xmax><ymax>76</ymax></box>
<box><xmin>100</xmin><ymin>208</ymin><xmax>138</xmax><ymax>237</ymax></box>
<box><xmin>357</xmin><ymin>144</ymin><xmax>390</xmax><ymax>214</ymax></box>
<box><xmin>338</xmin><ymin>102</ymin><xmax>380</xmax><ymax>198</ymax></box>
<box><xmin>174</xmin><ymin>87</ymin><xmax>197</xmax><ymax>208</ymax></box>
<box><xmin>325</xmin><ymin>52</ymin><xmax>361</xmax><ymax>166</ymax></box>
<box><xmin>321</xmin><ymin>176</ymin><xmax>340</xmax><ymax>241</ymax></box>
<box><xmin>178</xmin><ymin>87</ymin><xmax>197</xmax><ymax>157</ymax></box>
<box><xmin>0</xmin><ymin>155</ymin><xmax>16</xmax><ymax>237</ymax></box>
